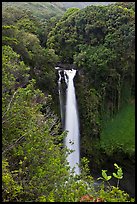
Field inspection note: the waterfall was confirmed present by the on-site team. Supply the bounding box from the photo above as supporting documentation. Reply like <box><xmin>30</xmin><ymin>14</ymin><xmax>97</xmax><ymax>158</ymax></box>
<box><xmin>64</xmin><ymin>69</ymin><xmax>80</xmax><ymax>175</ymax></box>
<box><xmin>57</xmin><ymin>68</ymin><xmax>100</xmax><ymax>187</ymax></box>
<box><xmin>58</xmin><ymin>70</ymin><xmax>64</xmax><ymax>127</ymax></box>
<box><xmin>57</xmin><ymin>68</ymin><xmax>80</xmax><ymax>175</ymax></box>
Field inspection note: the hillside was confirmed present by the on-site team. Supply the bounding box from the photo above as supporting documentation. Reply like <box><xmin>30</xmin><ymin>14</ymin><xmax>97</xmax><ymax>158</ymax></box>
<box><xmin>58</xmin><ymin>2</ymin><xmax>115</xmax><ymax>9</ymax></box>
<box><xmin>2</xmin><ymin>2</ymin><xmax>66</xmax><ymax>20</ymax></box>
<box><xmin>2</xmin><ymin>2</ymin><xmax>115</xmax><ymax>21</ymax></box>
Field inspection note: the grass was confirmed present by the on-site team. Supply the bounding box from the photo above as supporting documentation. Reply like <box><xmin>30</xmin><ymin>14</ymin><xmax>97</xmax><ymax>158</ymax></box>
<box><xmin>100</xmin><ymin>102</ymin><xmax>135</xmax><ymax>155</ymax></box>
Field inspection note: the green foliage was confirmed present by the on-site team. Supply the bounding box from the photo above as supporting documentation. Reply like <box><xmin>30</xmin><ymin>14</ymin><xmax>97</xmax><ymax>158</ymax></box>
<box><xmin>16</xmin><ymin>18</ymin><xmax>39</xmax><ymax>34</ymax></box>
<box><xmin>98</xmin><ymin>185</ymin><xmax>134</xmax><ymax>202</ymax></box>
<box><xmin>2</xmin><ymin>39</ymin><xmax>66</xmax><ymax>202</ymax></box>
<box><xmin>2</xmin><ymin>45</ymin><xmax>30</xmax><ymax>118</ymax></box>
<box><xmin>100</xmin><ymin>103</ymin><xmax>135</xmax><ymax>156</ymax></box>
<box><xmin>98</xmin><ymin>163</ymin><xmax>123</xmax><ymax>186</ymax></box>
<box><xmin>96</xmin><ymin>163</ymin><xmax>134</xmax><ymax>202</ymax></box>
<box><xmin>2</xmin><ymin>159</ymin><xmax>23</xmax><ymax>202</ymax></box>
<box><xmin>63</xmin><ymin>7</ymin><xmax>80</xmax><ymax>19</ymax></box>
<box><xmin>48</xmin><ymin>2</ymin><xmax>135</xmax><ymax>113</ymax></box>
<box><xmin>2</xmin><ymin>7</ymin><xmax>60</xmax><ymax>100</ymax></box>
<box><xmin>75</xmin><ymin>76</ymin><xmax>101</xmax><ymax>157</ymax></box>
<box><xmin>2</xmin><ymin>2</ymin><xmax>65</xmax><ymax>22</ymax></box>
<box><xmin>101</xmin><ymin>170</ymin><xmax>112</xmax><ymax>181</ymax></box>
<box><xmin>113</xmin><ymin>163</ymin><xmax>123</xmax><ymax>180</ymax></box>
<box><xmin>2</xmin><ymin>51</ymin><xmax>67</xmax><ymax>201</ymax></box>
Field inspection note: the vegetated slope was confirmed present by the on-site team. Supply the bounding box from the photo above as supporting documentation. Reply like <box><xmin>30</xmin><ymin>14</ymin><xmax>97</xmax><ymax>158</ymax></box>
<box><xmin>2</xmin><ymin>2</ymin><xmax>66</xmax><ymax>21</ymax></box>
<box><xmin>100</xmin><ymin>102</ymin><xmax>135</xmax><ymax>155</ymax></box>
<box><xmin>2</xmin><ymin>2</ymin><xmax>115</xmax><ymax>21</ymax></box>
<box><xmin>60</xmin><ymin>2</ymin><xmax>115</xmax><ymax>9</ymax></box>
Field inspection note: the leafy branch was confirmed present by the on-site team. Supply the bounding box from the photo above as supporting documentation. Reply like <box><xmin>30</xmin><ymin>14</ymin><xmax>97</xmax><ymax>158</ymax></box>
<box><xmin>97</xmin><ymin>163</ymin><xmax>123</xmax><ymax>189</ymax></box>
<box><xmin>113</xmin><ymin>163</ymin><xmax>123</xmax><ymax>188</ymax></box>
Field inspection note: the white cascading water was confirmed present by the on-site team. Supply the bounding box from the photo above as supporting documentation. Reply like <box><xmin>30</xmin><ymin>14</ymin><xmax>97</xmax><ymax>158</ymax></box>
<box><xmin>64</xmin><ymin>69</ymin><xmax>80</xmax><ymax>175</ymax></box>
<box><xmin>58</xmin><ymin>70</ymin><xmax>64</xmax><ymax>126</ymax></box>
<box><xmin>57</xmin><ymin>68</ymin><xmax>100</xmax><ymax>186</ymax></box>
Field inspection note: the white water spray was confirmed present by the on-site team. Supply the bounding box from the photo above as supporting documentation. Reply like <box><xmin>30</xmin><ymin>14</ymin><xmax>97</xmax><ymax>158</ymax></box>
<box><xmin>64</xmin><ymin>69</ymin><xmax>80</xmax><ymax>175</ymax></box>
<box><xmin>58</xmin><ymin>70</ymin><xmax>64</xmax><ymax>127</ymax></box>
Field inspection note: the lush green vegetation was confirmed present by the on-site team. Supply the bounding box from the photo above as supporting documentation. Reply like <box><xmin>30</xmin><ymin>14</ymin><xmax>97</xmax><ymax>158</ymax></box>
<box><xmin>2</xmin><ymin>2</ymin><xmax>135</xmax><ymax>202</ymax></box>
<box><xmin>2</xmin><ymin>2</ymin><xmax>66</xmax><ymax>21</ymax></box>
<box><xmin>100</xmin><ymin>103</ymin><xmax>135</xmax><ymax>155</ymax></box>
<box><xmin>47</xmin><ymin>2</ymin><xmax>135</xmax><ymax>157</ymax></box>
